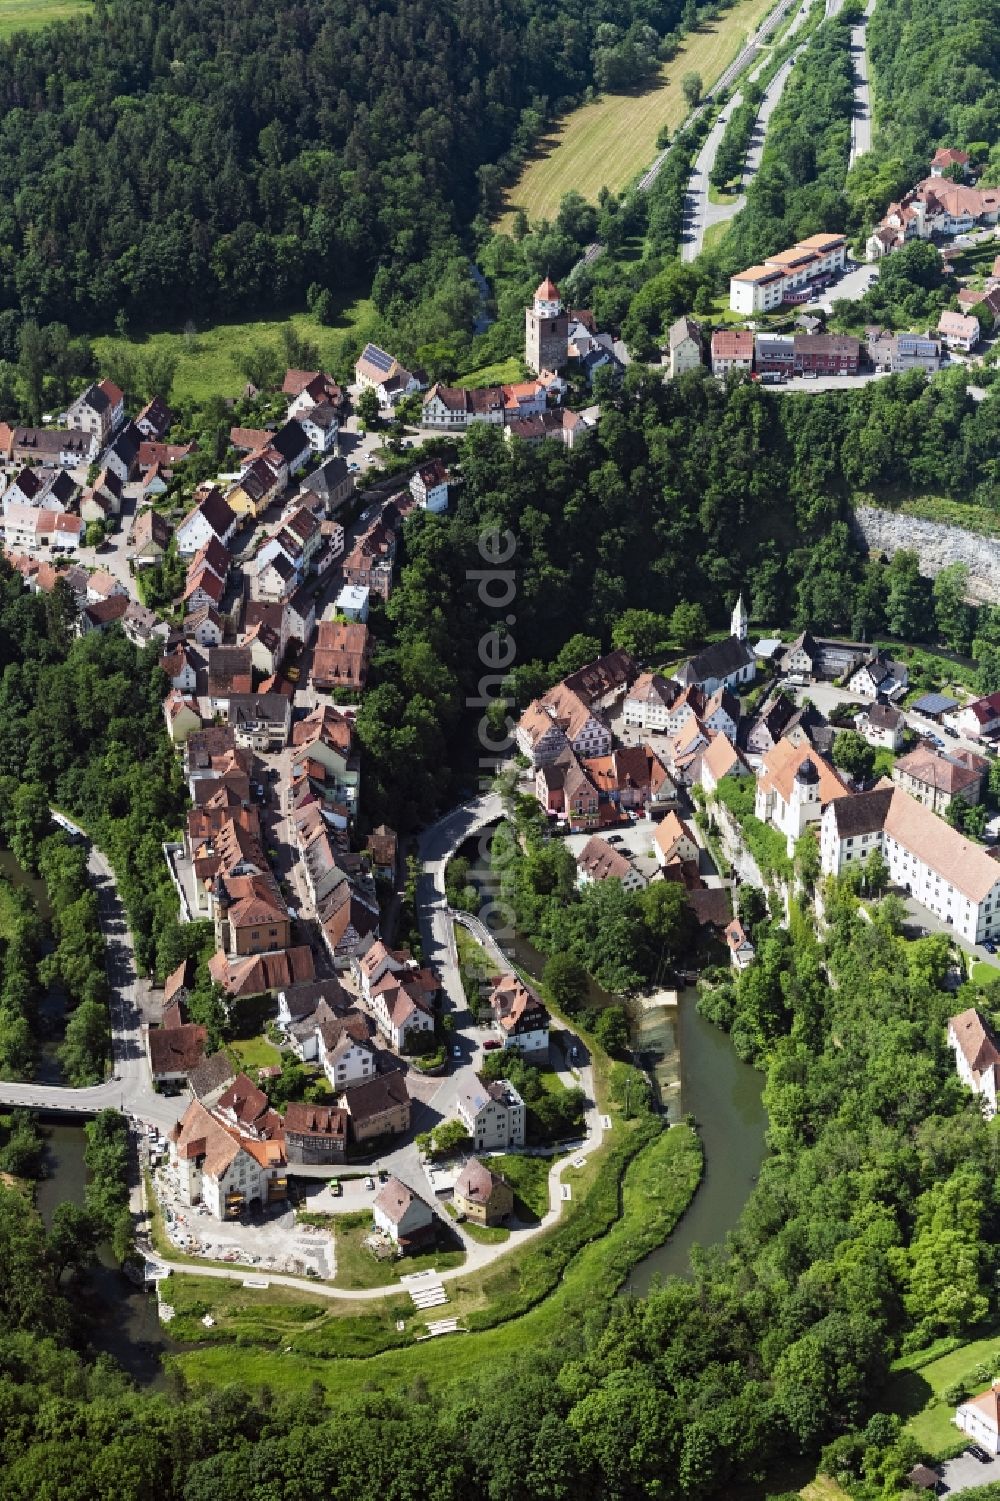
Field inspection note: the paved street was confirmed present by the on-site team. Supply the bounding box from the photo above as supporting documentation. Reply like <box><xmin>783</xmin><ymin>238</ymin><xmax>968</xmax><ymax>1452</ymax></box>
<box><xmin>939</xmin><ymin>1448</ymin><xmax>1000</xmax><ymax>1495</ymax></box>
<box><xmin>849</xmin><ymin>2</ymin><xmax>874</xmax><ymax>167</ymax></box>
<box><xmin>681</xmin><ymin>44</ymin><xmax>804</xmax><ymax>263</ymax></box>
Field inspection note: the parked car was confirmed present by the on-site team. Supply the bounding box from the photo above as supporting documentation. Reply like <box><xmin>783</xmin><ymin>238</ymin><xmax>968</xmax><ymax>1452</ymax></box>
<box><xmin>330</xmin><ymin>1179</ymin><xmax>342</xmax><ymax>1196</ymax></box>
<box><xmin>286</xmin><ymin>666</ymin><xmax>301</xmax><ymax>682</ymax></box>
<box><xmin>968</xmin><ymin>1445</ymin><xmax>992</xmax><ymax>1463</ymax></box>
<box><xmin>451</xmin><ymin>1044</ymin><xmax>462</xmax><ymax>1059</ymax></box>
<box><xmin>984</xmin><ymin>940</ymin><xmax>998</xmax><ymax>954</ymax></box>
<box><xmin>365</xmin><ymin>1176</ymin><xmax>375</xmax><ymax>1190</ymax></box>
<box><xmin>483</xmin><ymin>1038</ymin><xmax>502</xmax><ymax>1051</ymax></box>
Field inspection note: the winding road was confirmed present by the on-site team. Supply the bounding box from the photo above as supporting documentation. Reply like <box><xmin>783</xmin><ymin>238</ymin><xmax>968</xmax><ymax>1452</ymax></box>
<box><xmin>571</xmin><ymin>0</ymin><xmax>804</xmax><ymax>276</ymax></box>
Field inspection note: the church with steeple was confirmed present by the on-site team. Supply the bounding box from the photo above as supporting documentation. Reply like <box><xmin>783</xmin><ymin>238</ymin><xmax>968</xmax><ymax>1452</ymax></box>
<box><xmin>731</xmin><ymin>593</ymin><xmax>748</xmax><ymax>642</ymax></box>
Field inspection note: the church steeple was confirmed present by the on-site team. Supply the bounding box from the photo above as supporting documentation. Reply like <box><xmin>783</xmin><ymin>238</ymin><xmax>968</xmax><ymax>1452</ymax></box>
<box><xmin>731</xmin><ymin>592</ymin><xmax>748</xmax><ymax>642</ymax></box>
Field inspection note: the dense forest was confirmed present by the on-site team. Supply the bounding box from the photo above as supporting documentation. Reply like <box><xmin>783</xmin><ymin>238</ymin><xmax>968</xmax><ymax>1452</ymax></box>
<box><xmin>356</xmin><ymin>366</ymin><xmax>1000</xmax><ymax>830</ymax></box>
<box><xmin>0</xmin><ymin>0</ymin><xmax>699</xmax><ymax>332</ymax></box>
<box><xmin>0</xmin><ymin>568</ymin><xmax>187</xmax><ymax>980</ymax></box>
<box><xmin>2</xmin><ymin>898</ymin><xmax>999</xmax><ymax>1498</ymax></box>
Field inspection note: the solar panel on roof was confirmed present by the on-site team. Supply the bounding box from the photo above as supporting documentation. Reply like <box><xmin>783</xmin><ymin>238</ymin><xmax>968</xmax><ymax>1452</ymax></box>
<box><xmin>361</xmin><ymin>343</ymin><xmax>394</xmax><ymax>373</ymax></box>
<box><xmin>911</xmin><ymin>693</ymin><xmax>959</xmax><ymax>715</ymax></box>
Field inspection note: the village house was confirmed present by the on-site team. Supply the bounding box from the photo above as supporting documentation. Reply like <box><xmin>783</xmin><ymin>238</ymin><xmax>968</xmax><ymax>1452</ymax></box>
<box><xmin>582</xmin><ymin>743</ymin><xmax>676</xmax><ymax>815</ymax></box>
<box><xmin>185</xmin><ymin>604</ymin><xmax>225</xmax><ymax>650</ymax></box>
<box><xmin>208</xmin><ymin>945</ymin><xmax>316</xmax><ymax>1001</ymax></box>
<box><xmin>77</xmin><ymin>594</ymin><xmax>129</xmax><ymax>635</ymax></box>
<box><xmin>311</xmin><ymin>619</ymin><xmax>372</xmax><ymax>694</ymax></box>
<box><xmin>653</xmin><ymin>810</ymin><xmax>700</xmax><ymax>868</ymax></box>
<box><xmin>318</xmin><ymin>876</ymin><xmax>381</xmax><ymax>968</ymax></box>
<box><xmin>160</xmin><ymin>641</ymin><xmax>200</xmax><ymax>692</ymax></box>
<box><xmin>129</xmin><ymin>507</ymin><xmax>173</xmax><ymax>567</ymax></box>
<box><xmin>297</xmin><ymin>402</ymin><xmax>340</xmax><ymax>455</ymax></box>
<box><xmin>854</xmin><ymin>701</ymin><xmax>905</xmax><ymax>751</ymax></box>
<box><xmin>123</xmin><ymin>600</ymin><xmax>168</xmax><ymax>650</ymax></box>
<box><xmin>725</xmin><ymin>918</ymin><xmax>755</xmax><ymax>971</ymax></box>
<box><xmin>146</xmin><ymin>1015</ymin><xmax>208</xmax><ymax>1085</ymax></box>
<box><xmin>169</xmin><ymin>1098</ymin><xmax>287</xmax><ymax>1219</ymax></box>
<box><xmin>516</xmin><ymin>682</ymin><xmax>612</xmax><ymax>767</ymax></box>
<box><xmin>938</xmin><ymin>309</ymin><xmax>980</xmax><ymax>350</ymax></box>
<box><xmin>575</xmin><ymin>834</ymin><xmax>647</xmax><ymax>892</ymax></box>
<box><xmin>944</xmin><ymin>691</ymin><xmax>1000</xmax><ymax>741</ymax></box>
<box><xmin>820</xmin><ymin>784</ymin><xmax>1000</xmax><ymax>944</ymax></box>
<box><xmin>504</xmin><ymin>407</ymin><xmax>593</xmax><ymax>449</ymax></box>
<box><xmin>623</xmin><ymin>672</ymin><xmax>678</xmax><ymax>731</ymax></box>
<box><xmin>948</xmin><ymin>1007</ymin><xmax>1000</xmax><ymax>1119</ymax></box>
<box><xmin>227</xmin><ymin>457</ymin><xmax>282</xmax><ymax>518</ymax></box>
<box><xmin>176</xmin><ymin>489</ymin><xmax>238</xmax><ymax>557</ymax></box>
<box><xmin>456</xmin><ymin>1067</ymin><xmax>526</xmax><ymax>1151</ymax></box>
<box><xmin>845</xmin><ymin>649</ymin><xmax>909</xmax><ymax>701</ymax></box>
<box><xmin>956</xmin><ymin>1387</ymin><xmax>1000</xmax><ymax>1457</ymax></box>
<box><xmin>489</xmin><ymin>974</ymin><xmax>550</xmax><ymax>1056</ymax></box>
<box><xmin>534</xmin><ymin>748</ymin><xmax>600</xmax><ymax>829</ymax></box>
<box><xmin>66</xmin><ymin>378</ymin><xmax>125</xmax><ymax>448</ymax></box>
<box><xmin>710</xmin><ymin>329</ymin><xmax>754</xmax><ymax>377</ymax></box>
<box><xmin>409</xmin><ymin>458</ymin><xmax>449</xmax><ymax>513</ymax></box>
<box><xmin>283</xmin><ymin>1102</ymin><xmax>348</xmax><ymax>1165</ymax></box>
<box><xmin>228</xmin><ymin>693</ymin><xmax>292</xmax><ymax>751</ymax></box>
<box><xmin>366</xmin><ymin>825</ymin><xmax>398</xmax><ymax>881</ymax></box>
<box><xmin>135</xmin><ymin>395</ymin><xmax>174</xmax><ymax>441</ymax></box>
<box><xmin>3</xmin><ymin>425</ymin><xmax>95</xmax><ymax>467</ymax></box>
<box><xmin>283</xmin><ymin>367</ymin><xmax>342</xmax><ymax>412</ymax></box>
<box><xmin>4</xmin><ymin>505</ymin><xmax>83</xmax><ymax>553</ymax></box>
<box><xmin>372</xmin><ymin>1177</ymin><xmax>436</xmax><ymax>1252</ymax></box>
<box><xmin>337</xmin><ymin>1071</ymin><xmax>411</xmax><ymax>1145</ymax></box>
<box><xmin>317</xmin><ymin>1014</ymin><xmax>377</xmax><ymax>1092</ymax></box>
<box><xmin>665</xmin><ymin>316</ymin><xmax>704</xmax><ymax>378</ymax></box>
<box><xmin>454</xmin><ymin>1157</ymin><xmax>515</xmax><ymax>1226</ymax></box>
<box><xmin>164</xmin><ymin>691</ymin><xmax>202</xmax><ymax>745</ymax></box>
<box><xmin>699</xmin><ymin>732</ymin><xmax>751</xmax><ymax>794</ymax></box>
<box><xmin>354</xmin><ymin>343</ymin><xmax>422</xmax><ymax>406</ymax></box>
<box><xmin>299</xmin><ymin>454</ymin><xmax>355</xmax><ymax>516</ymax></box>
<box><xmin>892</xmin><ymin>745</ymin><xmax>987</xmax><ymax>814</ymax></box>
<box><xmin>291</xmin><ymin>704</ymin><xmax>360</xmax><ymax>816</ymax></box>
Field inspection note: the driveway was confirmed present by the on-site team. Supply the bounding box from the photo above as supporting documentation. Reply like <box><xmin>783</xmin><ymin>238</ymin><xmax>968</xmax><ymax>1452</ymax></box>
<box><xmin>939</xmin><ymin>1448</ymin><xmax>1000</xmax><ymax>1495</ymax></box>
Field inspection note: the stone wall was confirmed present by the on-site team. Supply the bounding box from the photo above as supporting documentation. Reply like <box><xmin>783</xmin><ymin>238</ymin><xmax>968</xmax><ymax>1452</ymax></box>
<box><xmin>852</xmin><ymin>505</ymin><xmax>1000</xmax><ymax>604</ymax></box>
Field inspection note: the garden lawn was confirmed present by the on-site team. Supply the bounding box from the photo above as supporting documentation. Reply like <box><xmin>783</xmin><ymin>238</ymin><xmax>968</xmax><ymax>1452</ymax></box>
<box><xmin>227</xmin><ymin>1035</ymin><xmax>281</xmax><ymax>1074</ymax></box>
<box><xmin>884</xmin><ymin>1326</ymin><xmax>1000</xmax><ymax>1459</ymax></box>
<box><xmin>457</xmin><ymin>357</ymin><xmax>525</xmax><ymax>387</ymax></box>
<box><xmin>93</xmin><ymin>299</ymin><xmax>374</xmax><ymax>405</ymax></box>
<box><xmin>491</xmin><ymin>1153</ymin><xmax>554</xmax><ymax>1221</ymax></box>
<box><xmin>495</xmin><ymin>0</ymin><xmax>778</xmax><ymax>229</ymax></box>
<box><xmin>973</xmin><ymin>960</ymin><xmax>1000</xmax><ymax>986</ymax></box>
<box><xmin>0</xmin><ymin>0</ymin><xmax>87</xmax><ymax>36</ymax></box>
<box><xmin>333</xmin><ymin>1213</ymin><xmax>465</xmax><ymax>1290</ymax></box>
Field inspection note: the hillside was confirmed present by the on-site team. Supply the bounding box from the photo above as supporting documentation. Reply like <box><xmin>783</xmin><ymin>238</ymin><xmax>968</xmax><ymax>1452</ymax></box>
<box><xmin>0</xmin><ymin>0</ymin><xmax>691</xmax><ymax>334</ymax></box>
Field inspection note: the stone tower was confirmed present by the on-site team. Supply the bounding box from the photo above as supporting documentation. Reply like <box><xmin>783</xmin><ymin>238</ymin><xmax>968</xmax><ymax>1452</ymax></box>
<box><xmin>525</xmin><ymin>276</ymin><xmax>569</xmax><ymax>374</ymax></box>
<box><xmin>789</xmin><ymin>758</ymin><xmax>821</xmax><ymax>842</ymax></box>
<box><xmin>731</xmin><ymin>592</ymin><xmax>748</xmax><ymax>641</ymax></box>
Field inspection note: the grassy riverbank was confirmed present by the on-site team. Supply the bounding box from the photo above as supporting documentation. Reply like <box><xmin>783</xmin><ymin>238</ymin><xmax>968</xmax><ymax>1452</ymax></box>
<box><xmin>172</xmin><ymin>1119</ymin><xmax>703</xmax><ymax>1396</ymax></box>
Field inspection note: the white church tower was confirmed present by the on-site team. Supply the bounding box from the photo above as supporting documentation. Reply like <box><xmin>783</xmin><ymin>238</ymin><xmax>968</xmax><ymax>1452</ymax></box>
<box><xmin>731</xmin><ymin>593</ymin><xmax>748</xmax><ymax>641</ymax></box>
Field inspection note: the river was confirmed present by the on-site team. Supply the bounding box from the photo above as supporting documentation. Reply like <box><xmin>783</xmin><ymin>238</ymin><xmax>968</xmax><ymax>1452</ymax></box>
<box><xmin>36</xmin><ymin>1121</ymin><xmax>176</xmax><ymax>1386</ymax></box>
<box><xmin>456</xmin><ymin>825</ymin><xmax>769</xmax><ymax>1284</ymax></box>
<box><xmin>629</xmin><ymin>989</ymin><xmax>767</xmax><ymax>1290</ymax></box>
<box><xmin>0</xmin><ymin>850</ymin><xmax>175</xmax><ymax>1384</ymax></box>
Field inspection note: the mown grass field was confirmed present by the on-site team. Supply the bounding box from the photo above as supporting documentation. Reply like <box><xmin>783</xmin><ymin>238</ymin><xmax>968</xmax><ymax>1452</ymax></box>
<box><xmin>0</xmin><ymin>0</ymin><xmax>87</xmax><ymax>36</ymax></box>
<box><xmin>494</xmin><ymin>0</ymin><xmax>778</xmax><ymax>231</ymax></box>
<box><xmin>94</xmin><ymin>299</ymin><xmax>375</xmax><ymax>406</ymax></box>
